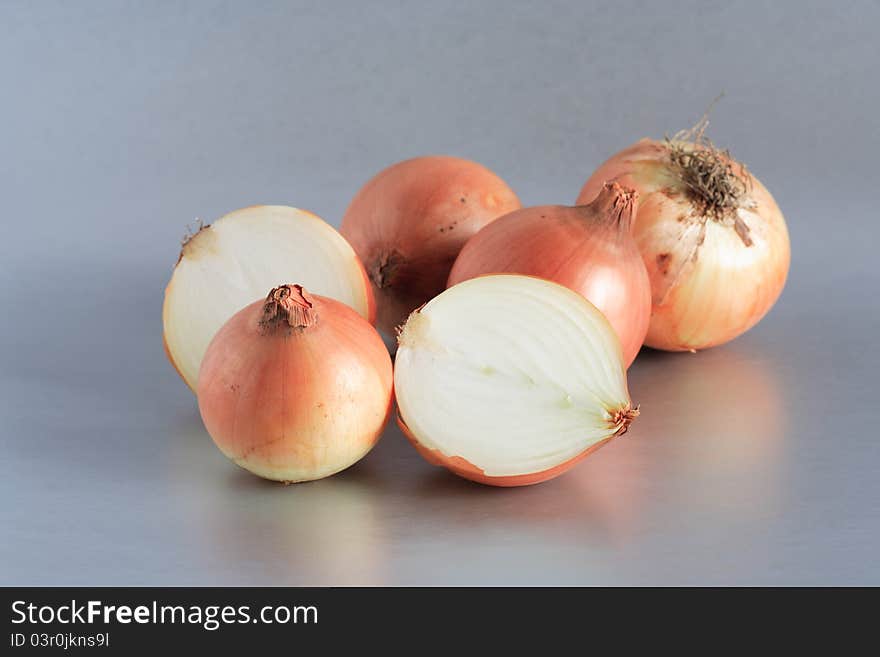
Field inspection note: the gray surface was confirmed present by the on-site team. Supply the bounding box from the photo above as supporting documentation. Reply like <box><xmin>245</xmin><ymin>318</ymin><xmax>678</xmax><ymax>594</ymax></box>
<box><xmin>2</xmin><ymin>0</ymin><xmax>878</xmax><ymax>585</ymax></box>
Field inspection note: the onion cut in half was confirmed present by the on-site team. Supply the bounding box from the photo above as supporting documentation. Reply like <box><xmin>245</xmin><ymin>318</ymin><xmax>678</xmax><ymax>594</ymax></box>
<box><xmin>394</xmin><ymin>275</ymin><xmax>638</xmax><ymax>487</ymax></box>
<box><xmin>163</xmin><ymin>206</ymin><xmax>374</xmax><ymax>391</ymax></box>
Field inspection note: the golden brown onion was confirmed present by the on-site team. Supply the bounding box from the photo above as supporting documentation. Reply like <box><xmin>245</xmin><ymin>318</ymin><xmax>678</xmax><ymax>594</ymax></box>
<box><xmin>340</xmin><ymin>156</ymin><xmax>520</xmax><ymax>335</ymax></box>
<box><xmin>449</xmin><ymin>183</ymin><xmax>650</xmax><ymax>366</ymax></box>
<box><xmin>577</xmin><ymin>133</ymin><xmax>790</xmax><ymax>352</ymax></box>
<box><xmin>197</xmin><ymin>285</ymin><xmax>392</xmax><ymax>483</ymax></box>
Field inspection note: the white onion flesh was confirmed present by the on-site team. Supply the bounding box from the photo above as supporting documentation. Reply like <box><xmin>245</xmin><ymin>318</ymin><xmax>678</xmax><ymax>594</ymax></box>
<box><xmin>163</xmin><ymin>206</ymin><xmax>372</xmax><ymax>391</ymax></box>
<box><xmin>394</xmin><ymin>275</ymin><xmax>635</xmax><ymax>481</ymax></box>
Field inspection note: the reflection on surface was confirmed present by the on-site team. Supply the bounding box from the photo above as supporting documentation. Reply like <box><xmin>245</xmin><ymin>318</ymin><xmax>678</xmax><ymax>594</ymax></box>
<box><xmin>165</xmin><ymin>343</ymin><xmax>791</xmax><ymax>584</ymax></box>
<box><xmin>404</xmin><ymin>436</ymin><xmax>647</xmax><ymax>545</ymax></box>
<box><xmin>168</xmin><ymin>410</ymin><xmax>388</xmax><ymax>585</ymax></box>
<box><xmin>628</xmin><ymin>345</ymin><xmax>790</xmax><ymax>515</ymax></box>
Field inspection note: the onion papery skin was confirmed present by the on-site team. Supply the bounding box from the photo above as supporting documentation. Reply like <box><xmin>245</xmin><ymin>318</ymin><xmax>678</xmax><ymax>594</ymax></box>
<box><xmin>197</xmin><ymin>285</ymin><xmax>393</xmax><ymax>483</ymax></box>
<box><xmin>576</xmin><ymin>139</ymin><xmax>790</xmax><ymax>352</ymax></box>
<box><xmin>448</xmin><ymin>182</ymin><xmax>650</xmax><ymax>367</ymax></box>
<box><xmin>393</xmin><ymin>275</ymin><xmax>638</xmax><ymax>487</ymax></box>
<box><xmin>163</xmin><ymin>205</ymin><xmax>375</xmax><ymax>392</ymax></box>
<box><xmin>340</xmin><ymin>156</ymin><xmax>520</xmax><ymax>336</ymax></box>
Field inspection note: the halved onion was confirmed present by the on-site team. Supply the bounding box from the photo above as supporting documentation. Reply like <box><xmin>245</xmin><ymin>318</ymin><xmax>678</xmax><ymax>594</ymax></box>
<box><xmin>163</xmin><ymin>205</ymin><xmax>374</xmax><ymax>391</ymax></box>
<box><xmin>394</xmin><ymin>275</ymin><xmax>638</xmax><ymax>487</ymax></box>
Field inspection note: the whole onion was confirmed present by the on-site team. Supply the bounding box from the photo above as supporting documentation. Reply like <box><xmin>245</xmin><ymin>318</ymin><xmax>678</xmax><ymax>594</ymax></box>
<box><xmin>197</xmin><ymin>284</ymin><xmax>393</xmax><ymax>483</ymax></box>
<box><xmin>449</xmin><ymin>182</ymin><xmax>650</xmax><ymax>366</ymax></box>
<box><xmin>576</xmin><ymin>127</ymin><xmax>790</xmax><ymax>352</ymax></box>
<box><xmin>341</xmin><ymin>156</ymin><xmax>520</xmax><ymax>335</ymax></box>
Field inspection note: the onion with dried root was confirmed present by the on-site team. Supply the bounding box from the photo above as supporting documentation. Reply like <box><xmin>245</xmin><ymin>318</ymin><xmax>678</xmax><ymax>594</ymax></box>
<box><xmin>163</xmin><ymin>206</ymin><xmax>374</xmax><ymax>391</ymax></box>
<box><xmin>198</xmin><ymin>284</ymin><xmax>393</xmax><ymax>483</ymax></box>
<box><xmin>340</xmin><ymin>156</ymin><xmax>520</xmax><ymax>336</ymax></box>
<box><xmin>449</xmin><ymin>182</ymin><xmax>651</xmax><ymax>367</ymax></box>
<box><xmin>394</xmin><ymin>275</ymin><xmax>638</xmax><ymax>487</ymax></box>
<box><xmin>576</xmin><ymin>117</ymin><xmax>790</xmax><ymax>352</ymax></box>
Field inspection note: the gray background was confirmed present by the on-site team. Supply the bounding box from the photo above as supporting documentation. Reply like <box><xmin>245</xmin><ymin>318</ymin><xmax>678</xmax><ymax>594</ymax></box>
<box><xmin>2</xmin><ymin>0</ymin><xmax>878</xmax><ymax>585</ymax></box>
